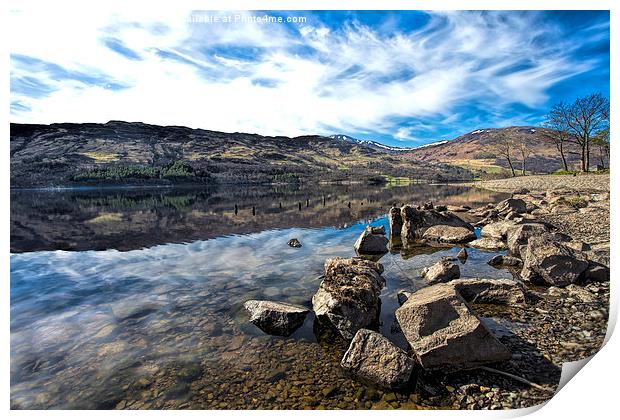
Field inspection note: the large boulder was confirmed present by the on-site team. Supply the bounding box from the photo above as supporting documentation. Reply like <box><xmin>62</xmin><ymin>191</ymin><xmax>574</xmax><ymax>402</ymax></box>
<box><xmin>421</xmin><ymin>258</ymin><xmax>460</xmax><ymax>284</ymax></box>
<box><xmin>401</xmin><ymin>205</ymin><xmax>473</xmax><ymax>247</ymax></box>
<box><xmin>312</xmin><ymin>258</ymin><xmax>386</xmax><ymax>339</ymax></box>
<box><xmin>448</xmin><ymin>278</ymin><xmax>529</xmax><ymax>305</ymax></box>
<box><xmin>506</xmin><ymin>223</ymin><xmax>550</xmax><ymax>257</ymax></box>
<box><xmin>244</xmin><ymin>300</ymin><xmax>310</xmax><ymax>336</ymax></box>
<box><xmin>341</xmin><ymin>329</ymin><xmax>415</xmax><ymax>389</ymax></box>
<box><xmin>496</xmin><ymin>198</ymin><xmax>527</xmax><ymax>215</ymax></box>
<box><xmin>354</xmin><ymin>225</ymin><xmax>388</xmax><ymax>254</ymax></box>
<box><xmin>422</xmin><ymin>225</ymin><xmax>477</xmax><ymax>244</ymax></box>
<box><xmin>480</xmin><ymin>220</ymin><xmax>520</xmax><ymax>240</ymax></box>
<box><xmin>395</xmin><ymin>284</ymin><xmax>511</xmax><ymax>371</ymax></box>
<box><xmin>468</xmin><ymin>237</ymin><xmax>507</xmax><ymax>251</ymax></box>
<box><xmin>520</xmin><ymin>235</ymin><xmax>589</xmax><ymax>286</ymax></box>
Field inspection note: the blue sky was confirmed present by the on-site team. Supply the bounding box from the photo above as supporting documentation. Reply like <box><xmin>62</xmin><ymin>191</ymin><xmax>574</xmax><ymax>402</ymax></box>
<box><xmin>10</xmin><ymin>10</ymin><xmax>610</xmax><ymax>147</ymax></box>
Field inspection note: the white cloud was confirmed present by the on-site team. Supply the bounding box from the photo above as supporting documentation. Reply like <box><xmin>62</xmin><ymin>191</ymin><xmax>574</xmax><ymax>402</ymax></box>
<box><xmin>9</xmin><ymin>10</ymin><xmax>603</xmax><ymax>140</ymax></box>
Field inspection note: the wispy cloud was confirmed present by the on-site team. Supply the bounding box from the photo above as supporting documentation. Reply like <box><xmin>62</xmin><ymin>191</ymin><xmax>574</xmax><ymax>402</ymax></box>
<box><xmin>9</xmin><ymin>10</ymin><xmax>609</xmax><ymax>146</ymax></box>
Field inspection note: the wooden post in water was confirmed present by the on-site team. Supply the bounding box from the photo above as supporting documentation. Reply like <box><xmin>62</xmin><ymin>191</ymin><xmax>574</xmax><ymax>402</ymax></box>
<box><xmin>279</xmin><ymin>202</ymin><xmax>282</xmax><ymax>209</ymax></box>
<box><xmin>322</xmin><ymin>196</ymin><xmax>326</xmax><ymax>206</ymax></box>
<box><xmin>298</xmin><ymin>202</ymin><xmax>302</xmax><ymax>211</ymax></box>
<box><xmin>234</xmin><ymin>204</ymin><xmax>238</xmax><ymax>215</ymax></box>
<box><xmin>306</xmin><ymin>199</ymin><xmax>309</xmax><ymax>207</ymax></box>
<box><xmin>347</xmin><ymin>202</ymin><xmax>351</xmax><ymax>208</ymax></box>
<box><xmin>252</xmin><ymin>206</ymin><xmax>256</xmax><ymax>216</ymax></box>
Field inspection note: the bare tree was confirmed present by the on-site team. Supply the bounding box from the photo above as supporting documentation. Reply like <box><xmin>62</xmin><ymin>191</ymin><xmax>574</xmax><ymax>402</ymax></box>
<box><xmin>591</xmin><ymin>134</ymin><xmax>610</xmax><ymax>169</ymax></box>
<box><xmin>564</xmin><ymin>93</ymin><xmax>610</xmax><ymax>172</ymax></box>
<box><xmin>516</xmin><ymin>138</ymin><xmax>532</xmax><ymax>176</ymax></box>
<box><xmin>543</xmin><ymin>102</ymin><xmax>572</xmax><ymax>171</ymax></box>
<box><xmin>491</xmin><ymin>133</ymin><xmax>516</xmax><ymax>177</ymax></box>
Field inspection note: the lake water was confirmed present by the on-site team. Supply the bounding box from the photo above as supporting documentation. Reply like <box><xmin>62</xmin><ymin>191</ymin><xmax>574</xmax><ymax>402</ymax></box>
<box><xmin>10</xmin><ymin>183</ymin><xmax>512</xmax><ymax>409</ymax></box>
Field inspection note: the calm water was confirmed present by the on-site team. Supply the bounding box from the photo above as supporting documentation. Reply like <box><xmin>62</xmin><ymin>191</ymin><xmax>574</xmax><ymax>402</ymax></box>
<box><xmin>11</xmin><ymin>183</ymin><xmax>512</xmax><ymax>409</ymax></box>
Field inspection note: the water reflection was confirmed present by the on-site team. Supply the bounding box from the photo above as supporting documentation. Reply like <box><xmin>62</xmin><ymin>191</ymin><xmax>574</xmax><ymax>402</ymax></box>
<box><xmin>11</xmin><ymin>184</ymin><xmax>513</xmax><ymax>409</ymax></box>
<box><xmin>11</xmin><ymin>183</ymin><xmax>506</xmax><ymax>253</ymax></box>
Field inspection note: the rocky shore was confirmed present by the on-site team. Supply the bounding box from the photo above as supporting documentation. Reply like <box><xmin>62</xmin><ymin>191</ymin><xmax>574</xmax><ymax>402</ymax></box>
<box><xmin>238</xmin><ymin>175</ymin><xmax>610</xmax><ymax>409</ymax></box>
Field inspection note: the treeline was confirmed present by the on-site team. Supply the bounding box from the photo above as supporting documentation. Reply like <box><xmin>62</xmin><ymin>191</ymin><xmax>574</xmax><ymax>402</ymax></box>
<box><xmin>544</xmin><ymin>92</ymin><xmax>610</xmax><ymax>173</ymax></box>
<box><xmin>72</xmin><ymin>160</ymin><xmax>214</xmax><ymax>183</ymax></box>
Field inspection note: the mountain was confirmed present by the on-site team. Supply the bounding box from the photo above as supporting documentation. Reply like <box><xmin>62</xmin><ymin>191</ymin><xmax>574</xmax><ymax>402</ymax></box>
<box><xmin>330</xmin><ymin>134</ymin><xmax>418</xmax><ymax>153</ymax></box>
<box><xmin>403</xmin><ymin>126</ymin><xmax>581</xmax><ymax>175</ymax></box>
<box><xmin>10</xmin><ymin>121</ymin><xmax>471</xmax><ymax>188</ymax></box>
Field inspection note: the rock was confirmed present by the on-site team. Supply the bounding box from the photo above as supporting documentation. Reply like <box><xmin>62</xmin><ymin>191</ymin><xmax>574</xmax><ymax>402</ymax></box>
<box><xmin>586</xmin><ymin>243</ymin><xmax>610</xmax><ymax>267</ymax></box>
<box><xmin>496</xmin><ymin>198</ymin><xmax>527</xmax><ymax>215</ymax></box>
<box><xmin>520</xmin><ymin>235</ymin><xmax>589</xmax><ymax>286</ymax></box>
<box><xmin>468</xmin><ymin>237</ymin><xmax>507</xmax><ymax>251</ymax></box>
<box><xmin>504</xmin><ymin>211</ymin><xmax>519</xmax><ymax>221</ymax></box>
<box><xmin>565</xmin><ymin>285</ymin><xmax>597</xmax><ymax>303</ymax></box>
<box><xmin>448</xmin><ymin>278</ymin><xmax>529</xmax><ymax>305</ymax></box>
<box><xmin>487</xmin><ymin>255</ymin><xmax>522</xmax><ymax>267</ymax></box>
<box><xmin>397</xmin><ymin>290</ymin><xmax>413</xmax><ymax>306</ymax></box>
<box><xmin>480</xmin><ymin>221</ymin><xmax>520</xmax><ymax>240</ymax></box>
<box><xmin>312</xmin><ymin>257</ymin><xmax>386</xmax><ymax>339</ymax></box>
<box><xmin>244</xmin><ymin>300</ymin><xmax>310</xmax><ymax>336</ymax></box>
<box><xmin>565</xmin><ymin>241</ymin><xmax>592</xmax><ymax>252</ymax></box>
<box><xmin>354</xmin><ymin>225</ymin><xmax>389</xmax><ymax>254</ymax></box>
<box><xmin>287</xmin><ymin>238</ymin><xmax>302</xmax><ymax>248</ymax></box>
<box><xmin>388</xmin><ymin>207</ymin><xmax>403</xmax><ymax>239</ymax></box>
<box><xmin>422</xmin><ymin>225</ymin><xmax>477</xmax><ymax>244</ymax></box>
<box><xmin>341</xmin><ymin>329</ymin><xmax>415</xmax><ymax>389</ymax></box>
<box><xmin>457</xmin><ymin>248</ymin><xmax>468</xmax><ymax>261</ymax></box>
<box><xmin>582</xmin><ymin>261</ymin><xmax>610</xmax><ymax>283</ymax></box>
<box><xmin>400</xmin><ymin>205</ymin><xmax>474</xmax><ymax>246</ymax></box>
<box><xmin>423</xmin><ymin>201</ymin><xmax>434</xmax><ymax>210</ymax></box>
<box><xmin>446</xmin><ymin>205</ymin><xmax>469</xmax><ymax>212</ymax></box>
<box><xmin>395</xmin><ymin>284</ymin><xmax>511</xmax><ymax>371</ymax></box>
<box><xmin>421</xmin><ymin>258</ymin><xmax>460</xmax><ymax>284</ymax></box>
<box><xmin>506</xmin><ymin>223</ymin><xmax>550</xmax><ymax>257</ymax></box>
<box><xmin>434</xmin><ymin>205</ymin><xmax>448</xmax><ymax>212</ymax></box>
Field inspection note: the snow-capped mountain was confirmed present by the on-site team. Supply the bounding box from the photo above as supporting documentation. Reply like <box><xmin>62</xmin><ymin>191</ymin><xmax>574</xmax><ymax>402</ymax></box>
<box><xmin>329</xmin><ymin>134</ymin><xmax>418</xmax><ymax>153</ymax></box>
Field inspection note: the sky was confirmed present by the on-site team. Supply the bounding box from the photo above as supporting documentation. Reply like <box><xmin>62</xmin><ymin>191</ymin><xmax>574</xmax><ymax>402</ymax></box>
<box><xmin>9</xmin><ymin>10</ymin><xmax>610</xmax><ymax>147</ymax></box>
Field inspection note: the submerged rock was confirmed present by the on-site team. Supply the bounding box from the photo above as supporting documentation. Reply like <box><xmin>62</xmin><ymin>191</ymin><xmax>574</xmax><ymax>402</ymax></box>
<box><xmin>520</xmin><ymin>235</ymin><xmax>589</xmax><ymax>286</ymax></box>
<box><xmin>341</xmin><ymin>329</ymin><xmax>415</xmax><ymax>390</ymax></box>
<box><xmin>312</xmin><ymin>257</ymin><xmax>386</xmax><ymax>339</ymax></box>
<box><xmin>448</xmin><ymin>278</ymin><xmax>529</xmax><ymax>305</ymax></box>
<box><xmin>354</xmin><ymin>225</ymin><xmax>389</xmax><ymax>254</ymax></box>
<box><xmin>395</xmin><ymin>284</ymin><xmax>511</xmax><ymax>371</ymax></box>
<box><xmin>244</xmin><ymin>300</ymin><xmax>309</xmax><ymax>336</ymax></box>
<box><xmin>421</xmin><ymin>258</ymin><xmax>460</xmax><ymax>284</ymax></box>
<box><xmin>422</xmin><ymin>225</ymin><xmax>477</xmax><ymax>244</ymax></box>
<box><xmin>397</xmin><ymin>289</ymin><xmax>413</xmax><ymax>306</ymax></box>
<box><xmin>457</xmin><ymin>248</ymin><xmax>468</xmax><ymax>262</ymax></box>
<box><xmin>287</xmin><ymin>238</ymin><xmax>302</xmax><ymax>248</ymax></box>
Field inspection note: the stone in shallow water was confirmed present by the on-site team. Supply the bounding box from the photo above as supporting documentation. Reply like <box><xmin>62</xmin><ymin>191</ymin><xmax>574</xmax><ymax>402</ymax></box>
<box><xmin>312</xmin><ymin>257</ymin><xmax>385</xmax><ymax>339</ymax></box>
<box><xmin>395</xmin><ymin>284</ymin><xmax>511</xmax><ymax>371</ymax></box>
<box><xmin>287</xmin><ymin>238</ymin><xmax>302</xmax><ymax>248</ymax></box>
<box><xmin>422</xmin><ymin>225</ymin><xmax>477</xmax><ymax>244</ymax></box>
<box><xmin>487</xmin><ymin>255</ymin><xmax>522</xmax><ymax>267</ymax></box>
<box><xmin>354</xmin><ymin>225</ymin><xmax>388</xmax><ymax>254</ymax></box>
<box><xmin>341</xmin><ymin>329</ymin><xmax>414</xmax><ymax>390</ymax></box>
<box><xmin>421</xmin><ymin>258</ymin><xmax>460</xmax><ymax>284</ymax></box>
<box><xmin>244</xmin><ymin>300</ymin><xmax>309</xmax><ymax>337</ymax></box>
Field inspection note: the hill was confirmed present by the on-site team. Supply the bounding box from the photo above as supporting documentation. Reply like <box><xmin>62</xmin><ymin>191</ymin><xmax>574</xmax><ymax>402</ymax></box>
<box><xmin>10</xmin><ymin>121</ymin><xmax>471</xmax><ymax>188</ymax></box>
<box><xmin>403</xmin><ymin>126</ymin><xmax>581</xmax><ymax>175</ymax></box>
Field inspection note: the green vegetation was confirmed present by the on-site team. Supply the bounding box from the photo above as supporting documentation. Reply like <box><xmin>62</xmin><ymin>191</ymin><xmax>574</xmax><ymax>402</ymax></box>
<box><xmin>72</xmin><ymin>161</ymin><xmax>209</xmax><ymax>183</ymax></box>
